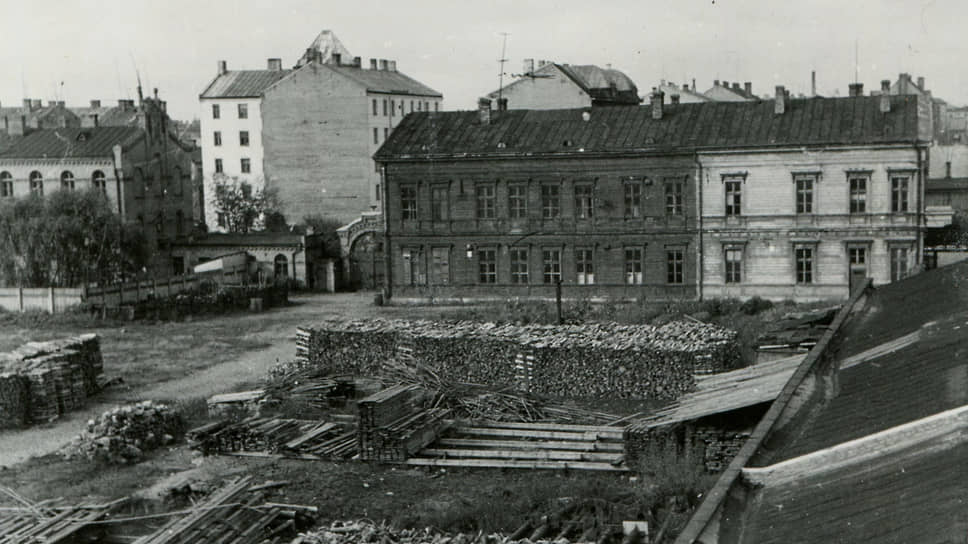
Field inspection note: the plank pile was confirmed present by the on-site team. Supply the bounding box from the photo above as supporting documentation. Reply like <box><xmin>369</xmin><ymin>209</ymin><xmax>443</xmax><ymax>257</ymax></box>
<box><xmin>296</xmin><ymin>319</ymin><xmax>740</xmax><ymax>400</ymax></box>
<box><xmin>357</xmin><ymin>384</ymin><xmax>451</xmax><ymax>462</ymax></box>
<box><xmin>132</xmin><ymin>476</ymin><xmax>306</xmax><ymax>544</ymax></box>
<box><xmin>0</xmin><ymin>334</ymin><xmax>105</xmax><ymax>428</ymax></box>
<box><xmin>63</xmin><ymin>401</ymin><xmax>182</xmax><ymax>464</ymax></box>
<box><xmin>187</xmin><ymin>417</ymin><xmax>357</xmax><ymax>460</ymax></box>
<box><xmin>0</xmin><ymin>496</ymin><xmax>127</xmax><ymax>544</ymax></box>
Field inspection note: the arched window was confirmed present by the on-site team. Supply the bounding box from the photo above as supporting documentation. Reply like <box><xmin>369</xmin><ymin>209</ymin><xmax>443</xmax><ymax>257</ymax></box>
<box><xmin>175</xmin><ymin>210</ymin><xmax>185</xmax><ymax>236</ymax></box>
<box><xmin>92</xmin><ymin>170</ymin><xmax>106</xmax><ymax>194</ymax></box>
<box><xmin>61</xmin><ymin>171</ymin><xmax>75</xmax><ymax>190</ymax></box>
<box><xmin>29</xmin><ymin>171</ymin><xmax>43</xmax><ymax>196</ymax></box>
<box><xmin>274</xmin><ymin>254</ymin><xmax>289</xmax><ymax>278</ymax></box>
<box><xmin>0</xmin><ymin>171</ymin><xmax>12</xmax><ymax>198</ymax></box>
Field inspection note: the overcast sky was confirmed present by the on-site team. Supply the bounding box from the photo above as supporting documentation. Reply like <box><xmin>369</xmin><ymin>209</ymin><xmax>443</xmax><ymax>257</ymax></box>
<box><xmin>3</xmin><ymin>0</ymin><xmax>966</xmax><ymax>120</ymax></box>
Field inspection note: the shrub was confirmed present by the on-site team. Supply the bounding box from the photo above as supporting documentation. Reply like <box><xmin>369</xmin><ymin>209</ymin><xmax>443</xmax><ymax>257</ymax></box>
<box><xmin>740</xmin><ymin>296</ymin><xmax>774</xmax><ymax>315</ymax></box>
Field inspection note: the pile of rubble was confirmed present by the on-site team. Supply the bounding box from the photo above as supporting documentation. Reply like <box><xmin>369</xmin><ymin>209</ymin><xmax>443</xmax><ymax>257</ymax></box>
<box><xmin>63</xmin><ymin>401</ymin><xmax>183</xmax><ymax>464</ymax></box>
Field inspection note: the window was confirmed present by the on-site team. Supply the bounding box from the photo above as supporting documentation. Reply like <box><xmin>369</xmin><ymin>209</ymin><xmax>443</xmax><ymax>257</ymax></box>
<box><xmin>176</xmin><ymin>210</ymin><xmax>185</xmax><ymax>236</ymax></box>
<box><xmin>239</xmin><ymin>131</ymin><xmax>249</xmax><ymax>146</ymax></box>
<box><xmin>431</xmin><ymin>247</ymin><xmax>450</xmax><ymax>284</ymax></box>
<box><xmin>624</xmin><ymin>181</ymin><xmax>641</xmax><ymax>218</ymax></box>
<box><xmin>383</xmin><ymin>127</ymin><xmax>389</xmax><ymax>141</ymax></box>
<box><xmin>60</xmin><ymin>171</ymin><xmax>75</xmax><ymax>190</ymax></box>
<box><xmin>173</xmin><ymin>167</ymin><xmax>183</xmax><ymax>196</ymax></box>
<box><xmin>849</xmin><ymin>175</ymin><xmax>867</xmax><ymax>213</ymax></box>
<box><xmin>435</xmin><ymin>102</ymin><xmax>439</xmax><ymax>112</ymax></box>
<box><xmin>431</xmin><ymin>186</ymin><xmax>448</xmax><ymax>221</ymax></box>
<box><xmin>214</xmin><ymin>159</ymin><xmax>223</xmax><ymax>174</ymax></box>
<box><xmin>574</xmin><ymin>184</ymin><xmax>593</xmax><ymax>219</ymax></box>
<box><xmin>890</xmin><ymin>246</ymin><xmax>910</xmax><ymax>281</ymax></box>
<box><xmin>417</xmin><ymin>101</ymin><xmax>422</xmax><ymax>111</ymax></box>
<box><xmin>401</xmin><ymin>186</ymin><xmax>417</xmax><ymax>220</ymax></box>
<box><xmin>213</xmin><ymin>131</ymin><xmax>222</xmax><ymax>146</ymax></box>
<box><xmin>508</xmin><ymin>185</ymin><xmax>527</xmax><ymax>218</ymax></box>
<box><xmin>402</xmin><ymin>247</ymin><xmax>426</xmax><ymax>285</ymax></box>
<box><xmin>795</xmin><ymin>246</ymin><xmax>814</xmax><ymax>284</ymax></box>
<box><xmin>625</xmin><ymin>248</ymin><xmax>643</xmax><ymax>284</ymax></box>
<box><xmin>0</xmin><ymin>171</ymin><xmax>12</xmax><ymax>197</ymax></box>
<box><xmin>541</xmin><ymin>184</ymin><xmax>560</xmax><ymax>219</ymax></box>
<box><xmin>478</xmin><ymin>249</ymin><xmax>496</xmax><ymax>283</ymax></box>
<box><xmin>410</xmin><ymin>100</ymin><xmax>415</xmax><ymax>112</ymax></box>
<box><xmin>576</xmin><ymin>248</ymin><xmax>594</xmax><ymax>284</ymax></box>
<box><xmin>372</xmin><ymin>99</ymin><xmax>378</xmax><ymax>116</ymax></box>
<box><xmin>725</xmin><ymin>247</ymin><xmax>743</xmax><ymax>284</ymax></box>
<box><xmin>542</xmin><ymin>249</ymin><xmax>561</xmax><ymax>284</ymax></box>
<box><xmin>476</xmin><ymin>185</ymin><xmax>496</xmax><ymax>219</ymax></box>
<box><xmin>849</xmin><ymin>247</ymin><xmax>866</xmax><ymax>266</ymax></box>
<box><xmin>212</xmin><ymin>104</ymin><xmax>220</xmax><ymax>119</ymax></box>
<box><xmin>725</xmin><ymin>180</ymin><xmax>742</xmax><ymax>216</ymax></box>
<box><xmin>29</xmin><ymin>171</ymin><xmax>43</xmax><ymax>195</ymax></box>
<box><xmin>667</xmin><ymin>250</ymin><xmax>684</xmax><ymax>284</ymax></box>
<box><xmin>399</xmin><ymin>102</ymin><xmax>404</xmax><ymax>115</ymax></box>
<box><xmin>375</xmin><ymin>183</ymin><xmax>381</xmax><ymax>201</ymax></box>
<box><xmin>382</xmin><ymin>99</ymin><xmax>388</xmax><ymax>116</ymax></box>
<box><xmin>373</xmin><ymin>127</ymin><xmax>379</xmax><ymax>144</ymax></box>
<box><xmin>795</xmin><ymin>175</ymin><xmax>814</xmax><ymax>214</ymax></box>
<box><xmin>510</xmin><ymin>248</ymin><xmax>529</xmax><ymax>284</ymax></box>
<box><xmin>216</xmin><ymin>212</ymin><xmax>226</xmax><ymax>228</ymax></box>
<box><xmin>390</xmin><ymin>99</ymin><xmax>395</xmax><ymax>117</ymax></box>
<box><xmin>273</xmin><ymin>254</ymin><xmax>288</xmax><ymax>278</ymax></box>
<box><xmin>237</xmin><ymin>103</ymin><xmax>248</xmax><ymax>119</ymax></box>
<box><xmin>665</xmin><ymin>179</ymin><xmax>683</xmax><ymax>216</ymax></box>
<box><xmin>424</xmin><ymin>101</ymin><xmax>430</xmax><ymax>111</ymax></box>
<box><xmin>240</xmin><ymin>158</ymin><xmax>251</xmax><ymax>173</ymax></box>
<box><xmin>891</xmin><ymin>175</ymin><xmax>910</xmax><ymax>212</ymax></box>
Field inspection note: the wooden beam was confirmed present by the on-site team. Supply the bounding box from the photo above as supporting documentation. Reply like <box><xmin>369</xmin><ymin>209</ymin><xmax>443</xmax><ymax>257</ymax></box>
<box><xmin>420</xmin><ymin>448</ymin><xmax>624</xmax><ymax>462</ymax></box>
<box><xmin>403</xmin><ymin>457</ymin><xmax>628</xmax><ymax>472</ymax></box>
<box><xmin>435</xmin><ymin>437</ymin><xmax>624</xmax><ymax>452</ymax></box>
<box><xmin>452</xmin><ymin>426</ymin><xmax>624</xmax><ymax>441</ymax></box>
<box><xmin>469</xmin><ymin>421</ymin><xmax>628</xmax><ymax>433</ymax></box>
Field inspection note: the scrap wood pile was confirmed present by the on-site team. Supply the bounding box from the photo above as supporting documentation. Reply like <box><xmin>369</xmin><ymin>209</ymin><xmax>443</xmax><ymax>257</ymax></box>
<box><xmin>0</xmin><ymin>334</ymin><xmax>104</xmax><ymax>429</ymax></box>
<box><xmin>188</xmin><ymin>417</ymin><xmax>357</xmax><ymax>459</ymax></box>
<box><xmin>296</xmin><ymin>318</ymin><xmax>740</xmax><ymax>400</ymax></box>
<box><xmin>357</xmin><ymin>384</ymin><xmax>451</xmax><ymax>462</ymax></box>
<box><xmin>264</xmin><ymin>361</ymin><xmax>356</xmax><ymax>410</ymax></box>
<box><xmin>63</xmin><ymin>401</ymin><xmax>183</xmax><ymax>464</ymax></box>
<box><xmin>132</xmin><ymin>476</ymin><xmax>310</xmax><ymax>544</ymax></box>
<box><xmin>755</xmin><ymin>306</ymin><xmax>840</xmax><ymax>353</ymax></box>
<box><xmin>0</xmin><ymin>488</ymin><xmax>127</xmax><ymax>544</ymax></box>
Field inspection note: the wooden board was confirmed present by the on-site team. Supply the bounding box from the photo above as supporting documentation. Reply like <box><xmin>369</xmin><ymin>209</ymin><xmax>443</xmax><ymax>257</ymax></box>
<box><xmin>403</xmin><ymin>457</ymin><xmax>628</xmax><ymax>472</ymax></box>
<box><xmin>421</xmin><ymin>448</ymin><xmax>624</xmax><ymax>462</ymax></box>
<box><xmin>452</xmin><ymin>426</ymin><xmax>623</xmax><ymax>441</ymax></box>
<box><xmin>435</xmin><ymin>437</ymin><xmax>624</xmax><ymax>452</ymax></box>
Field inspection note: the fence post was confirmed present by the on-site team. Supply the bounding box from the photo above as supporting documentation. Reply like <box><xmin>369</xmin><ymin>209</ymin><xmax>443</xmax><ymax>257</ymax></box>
<box><xmin>48</xmin><ymin>286</ymin><xmax>55</xmax><ymax>314</ymax></box>
<box><xmin>151</xmin><ymin>277</ymin><xmax>157</xmax><ymax>299</ymax></box>
<box><xmin>167</xmin><ymin>276</ymin><xmax>172</xmax><ymax>298</ymax></box>
<box><xmin>136</xmin><ymin>279</ymin><xmax>141</xmax><ymax>303</ymax></box>
<box><xmin>18</xmin><ymin>287</ymin><xmax>24</xmax><ymax>312</ymax></box>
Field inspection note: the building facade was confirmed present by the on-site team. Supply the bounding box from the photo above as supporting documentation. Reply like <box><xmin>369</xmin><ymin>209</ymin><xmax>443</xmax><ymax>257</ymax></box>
<box><xmin>377</xmin><ymin>87</ymin><xmax>932</xmax><ymax>303</ymax></box>
<box><xmin>486</xmin><ymin>60</ymin><xmax>640</xmax><ymax>110</ymax></box>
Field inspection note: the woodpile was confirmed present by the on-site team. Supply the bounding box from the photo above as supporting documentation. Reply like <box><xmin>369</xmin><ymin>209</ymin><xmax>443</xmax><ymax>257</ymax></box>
<box><xmin>133</xmin><ymin>476</ymin><xmax>308</xmax><ymax>544</ymax></box>
<box><xmin>0</xmin><ymin>494</ymin><xmax>127</xmax><ymax>544</ymax></box>
<box><xmin>296</xmin><ymin>319</ymin><xmax>740</xmax><ymax>400</ymax></box>
<box><xmin>357</xmin><ymin>384</ymin><xmax>451</xmax><ymax>462</ymax></box>
<box><xmin>62</xmin><ymin>401</ymin><xmax>183</xmax><ymax>464</ymax></box>
<box><xmin>694</xmin><ymin>427</ymin><xmax>751</xmax><ymax>473</ymax></box>
<box><xmin>187</xmin><ymin>417</ymin><xmax>358</xmax><ymax>460</ymax></box>
<box><xmin>623</xmin><ymin>422</ymin><xmax>752</xmax><ymax>473</ymax></box>
<box><xmin>0</xmin><ymin>334</ymin><xmax>105</xmax><ymax>428</ymax></box>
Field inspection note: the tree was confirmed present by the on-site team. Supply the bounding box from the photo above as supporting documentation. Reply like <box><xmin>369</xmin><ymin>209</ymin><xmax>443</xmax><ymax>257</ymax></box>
<box><xmin>211</xmin><ymin>175</ymin><xmax>281</xmax><ymax>233</ymax></box>
<box><xmin>0</xmin><ymin>189</ymin><xmax>148</xmax><ymax>287</ymax></box>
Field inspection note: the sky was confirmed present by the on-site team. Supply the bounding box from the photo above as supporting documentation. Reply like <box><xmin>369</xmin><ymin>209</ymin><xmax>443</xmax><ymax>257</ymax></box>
<box><xmin>3</xmin><ymin>0</ymin><xmax>967</xmax><ymax>121</ymax></box>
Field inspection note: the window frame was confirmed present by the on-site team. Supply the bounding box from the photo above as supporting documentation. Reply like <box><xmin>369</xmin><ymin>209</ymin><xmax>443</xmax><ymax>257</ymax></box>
<box><xmin>212</xmin><ymin>104</ymin><xmax>220</xmax><ymax>119</ymax></box>
<box><xmin>0</xmin><ymin>171</ymin><xmax>12</xmax><ymax>198</ymax></box>
<box><xmin>430</xmin><ymin>185</ymin><xmax>448</xmax><ymax>221</ymax></box>
<box><xmin>665</xmin><ymin>178</ymin><xmax>683</xmax><ymax>216</ymax></box>
<box><xmin>891</xmin><ymin>174</ymin><xmax>910</xmax><ymax>213</ymax></box>
<box><xmin>574</xmin><ymin>183</ymin><xmax>594</xmax><ymax>220</ymax></box>
<box><xmin>373</xmin><ymin>127</ymin><xmax>379</xmax><ymax>145</ymax></box>
<box><xmin>889</xmin><ymin>243</ymin><xmax>913</xmax><ymax>281</ymax></box>
<box><xmin>477</xmin><ymin>248</ymin><xmax>497</xmax><ymax>284</ymax></box>
<box><xmin>60</xmin><ymin>171</ymin><xmax>75</xmax><ymax>190</ymax></box>
<box><xmin>575</xmin><ymin>247</ymin><xmax>594</xmax><ymax>285</ymax></box>
<box><xmin>239</xmin><ymin>130</ymin><xmax>249</xmax><ymax>146</ymax></box>
<box><xmin>240</xmin><ymin>158</ymin><xmax>251</xmax><ymax>174</ymax></box>
<box><xmin>794</xmin><ymin>244</ymin><xmax>816</xmax><ymax>284</ymax></box>
<box><xmin>724</xmin><ymin>178</ymin><xmax>743</xmax><ymax>217</ymax></box>
<box><xmin>542</xmin><ymin>248</ymin><xmax>562</xmax><ymax>284</ymax></box>
<box><xmin>213</xmin><ymin>131</ymin><xmax>222</xmax><ymax>146</ymax></box>
<box><xmin>724</xmin><ymin>245</ymin><xmax>744</xmax><ymax>284</ymax></box>
<box><xmin>372</xmin><ymin>99</ymin><xmax>378</xmax><ymax>116</ymax></box>
<box><xmin>400</xmin><ymin>185</ymin><xmax>418</xmax><ymax>220</ymax></box>
<box><xmin>624</xmin><ymin>247</ymin><xmax>644</xmax><ymax>285</ymax></box>
<box><xmin>508</xmin><ymin>184</ymin><xmax>528</xmax><ymax>219</ymax></box>
<box><xmin>666</xmin><ymin>248</ymin><xmax>684</xmax><ymax>284</ymax></box>
<box><xmin>794</xmin><ymin>174</ymin><xmax>816</xmax><ymax>214</ymax></box>
<box><xmin>540</xmin><ymin>184</ymin><xmax>561</xmax><ymax>219</ymax></box>
<box><xmin>848</xmin><ymin>174</ymin><xmax>868</xmax><ymax>214</ymax></box>
<box><xmin>29</xmin><ymin>171</ymin><xmax>43</xmax><ymax>195</ymax></box>
<box><xmin>476</xmin><ymin>184</ymin><xmax>496</xmax><ymax>219</ymax></box>
<box><xmin>624</xmin><ymin>180</ymin><xmax>642</xmax><ymax>218</ymax></box>
<box><xmin>509</xmin><ymin>247</ymin><xmax>529</xmax><ymax>284</ymax></box>
<box><xmin>214</xmin><ymin>158</ymin><xmax>223</xmax><ymax>174</ymax></box>
<box><xmin>237</xmin><ymin>103</ymin><xmax>248</xmax><ymax>119</ymax></box>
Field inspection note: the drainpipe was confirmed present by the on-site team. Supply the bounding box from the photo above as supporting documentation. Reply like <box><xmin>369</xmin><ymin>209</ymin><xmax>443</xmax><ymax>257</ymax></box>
<box><xmin>915</xmin><ymin>142</ymin><xmax>924</xmax><ymax>268</ymax></box>
<box><xmin>694</xmin><ymin>153</ymin><xmax>704</xmax><ymax>301</ymax></box>
<box><xmin>382</xmin><ymin>164</ymin><xmax>393</xmax><ymax>301</ymax></box>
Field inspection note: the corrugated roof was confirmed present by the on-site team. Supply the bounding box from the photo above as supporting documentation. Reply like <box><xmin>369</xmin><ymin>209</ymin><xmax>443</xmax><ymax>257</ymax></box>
<box><xmin>200</xmin><ymin>69</ymin><xmax>294</xmax><ymax>98</ymax></box>
<box><xmin>324</xmin><ymin>64</ymin><xmax>442</xmax><ymax>97</ymax></box>
<box><xmin>376</xmin><ymin>95</ymin><xmax>924</xmax><ymax>160</ymax></box>
<box><xmin>0</xmin><ymin>126</ymin><xmax>143</xmax><ymax>159</ymax></box>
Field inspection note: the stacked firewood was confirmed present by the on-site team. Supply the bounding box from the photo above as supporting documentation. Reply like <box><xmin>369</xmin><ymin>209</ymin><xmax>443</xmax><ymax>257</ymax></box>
<box><xmin>296</xmin><ymin>319</ymin><xmax>739</xmax><ymax>400</ymax></box>
<box><xmin>0</xmin><ymin>334</ymin><xmax>105</xmax><ymax>428</ymax></box>
<box><xmin>187</xmin><ymin>417</ymin><xmax>357</xmax><ymax>459</ymax></box>
<box><xmin>63</xmin><ymin>401</ymin><xmax>183</xmax><ymax>464</ymax></box>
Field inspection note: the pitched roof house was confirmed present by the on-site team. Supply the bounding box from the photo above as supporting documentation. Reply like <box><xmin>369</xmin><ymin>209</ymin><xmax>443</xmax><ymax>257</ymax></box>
<box><xmin>486</xmin><ymin>60</ymin><xmax>640</xmax><ymax>110</ymax></box>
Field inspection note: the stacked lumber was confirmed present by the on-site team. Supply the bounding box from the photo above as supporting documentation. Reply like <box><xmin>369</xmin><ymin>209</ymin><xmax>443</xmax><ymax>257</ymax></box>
<box><xmin>694</xmin><ymin>427</ymin><xmax>751</xmax><ymax>472</ymax></box>
<box><xmin>0</xmin><ymin>334</ymin><xmax>105</xmax><ymax>427</ymax></box>
<box><xmin>296</xmin><ymin>319</ymin><xmax>740</xmax><ymax>400</ymax></box>
<box><xmin>187</xmin><ymin>418</ymin><xmax>357</xmax><ymax>459</ymax></box>
<box><xmin>63</xmin><ymin>401</ymin><xmax>182</xmax><ymax>464</ymax></box>
<box><xmin>133</xmin><ymin>476</ymin><xmax>305</xmax><ymax>544</ymax></box>
<box><xmin>357</xmin><ymin>384</ymin><xmax>450</xmax><ymax>462</ymax></box>
<box><xmin>0</xmin><ymin>496</ymin><xmax>127</xmax><ymax>544</ymax></box>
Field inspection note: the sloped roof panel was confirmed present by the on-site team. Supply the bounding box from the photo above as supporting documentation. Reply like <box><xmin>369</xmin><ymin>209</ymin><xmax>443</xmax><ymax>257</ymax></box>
<box><xmin>200</xmin><ymin>70</ymin><xmax>294</xmax><ymax>98</ymax></box>
<box><xmin>0</xmin><ymin>126</ymin><xmax>144</xmax><ymax>159</ymax></box>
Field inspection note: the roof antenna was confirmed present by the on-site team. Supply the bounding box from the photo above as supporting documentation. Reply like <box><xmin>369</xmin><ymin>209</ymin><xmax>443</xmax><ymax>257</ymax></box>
<box><xmin>854</xmin><ymin>39</ymin><xmax>859</xmax><ymax>85</ymax></box>
<box><xmin>497</xmin><ymin>32</ymin><xmax>510</xmax><ymax>105</ymax></box>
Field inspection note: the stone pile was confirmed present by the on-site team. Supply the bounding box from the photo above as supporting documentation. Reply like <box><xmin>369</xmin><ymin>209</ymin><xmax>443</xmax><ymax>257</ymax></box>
<box><xmin>63</xmin><ymin>401</ymin><xmax>183</xmax><ymax>464</ymax></box>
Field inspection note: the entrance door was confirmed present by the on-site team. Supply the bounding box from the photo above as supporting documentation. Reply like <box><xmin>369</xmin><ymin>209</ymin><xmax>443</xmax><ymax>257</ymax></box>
<box><xmin>848</xmin><ymin>245</ymin><xmax>868</xmax><ymax>293</ymax></box>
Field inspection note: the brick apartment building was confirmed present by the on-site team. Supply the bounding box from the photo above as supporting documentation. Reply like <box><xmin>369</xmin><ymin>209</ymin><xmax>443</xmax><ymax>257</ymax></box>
<box><xmin>375</xmin><ymin>84</ymin><xmax>932</xmax><ymax>303</ymax></box>
<box><xmin>198</xmin><ymin>31</ymin><xmax>443</xmax><ymax>230</ymax></box>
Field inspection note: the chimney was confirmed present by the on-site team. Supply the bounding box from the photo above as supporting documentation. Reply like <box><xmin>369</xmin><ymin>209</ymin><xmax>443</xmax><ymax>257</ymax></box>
<box><xmin>370</xmin><ymin>58</ymin><xmax>378</xmax><ymax>70</ymax></box>
<box><xmin>31</xmin><ymin>99</ymin><xmax>42</xmax><ymax>109</ymax></box>
<box><xmin>48</xmin><ymin>100</ymin><xmax>58</xmax><ymax>107</ymax></box>
<box><xmin>379</xmin><ymin>59</ymin><xmax>388</xmax><ymax>71</ymax></box>
<box><xmin>57</xmin><ymin>100</ymin><xmax>65</xmax><ymax>107</ymax></box>
<box><xmin>848</xmin><ymin>83</ymin><xmax>864</xmax><ymax>97</ymax></box>
<box><xmin>918</xmin><ymin>76</ymin><xmax>926</xmax><ymax>90</ymax></box>
<box><xmin>745</xmin><ymin>81</ymin><xmax>753</xmax><ymax>96</ymax></box>
<box><xmin>880</xmin><ymin>80</ymin><xmax>891</xmax><ymax>113</ymax></box>
<box><xmin>478</xmin><ymin>97</ymin><xmax>492</xmax><ymax>125</ymax></box>
<box><xmin>650</xmin><ymin>88</ymin><xmax>664</xmax><ymax>120</ymax></box>
<box><xmin>388</xmin><ymin>60</ymin><xmax>397</xmax><ymax>72</ymax></box>
<box><xmin>775</xmin><ymin>85</ymin><xmax>786</xmax><ymax>114</ymax></box>
<box><xmin>332</xmin><ymin>53</ymin><xmax>341</xmax><ymax>65</ymax></box>
<box><xmin>267</xmin><ymin>58</ymin><xmax>282</xmax><ymax>71</ymax></box>
<box><xmin>670</xmin><ymin>94</ymin><xmax>681</xmax><ymax>105</ymax></box>
<box><xmin>682</xmin><ymin>82</ymin><xmax>689</xmax><ymax>91</ymax></box>
<box><xmin>692</xmin><ymin>78</ymin><xmax>696</xmax><ymax>91</ymax></box>
<box><xmin>946</xmin><ymin>161</ymin><xmax>952</xmax><ymax>178</ymax></box>
<box><xmin>714</xmin><ymin>79</ymin><xmax>720</xmax><ymax>87</ymax></box>
<box><xmin>90</xmin><ymin>99</ymin><xmax>101</xmax><ymax>108</ymax></box>
<box><xmin>497</xmin><ymin>97</ymin><xmax>508</xmax><ymax>111</ymax></box>
<box><xmin>523</xmin><ymin>58</ymin><xmax>534</xmax><ymax>74</ymax></box>
<box><xmin>217</xmin><ymin>60</ymin><xmax>227</xmax><ymax>75</ymax></box>
<box><xmin>732</xmin><ymin>82</ymin><xmax>741</xmax><ymax>91</ymax></box>
<box><xmin>353</xmin><ymin>56</ymin><xmax>361</xmax><ymax>67</ymax></box>
<box><xmin>23</xmin><ymin>99</ymin><xmax>32</xmax><ymax>110</ymax></box>
<box><xmin>538</xmin><ymin>60</ymin><xmax>547</xmax><ymax>67</ymax></box>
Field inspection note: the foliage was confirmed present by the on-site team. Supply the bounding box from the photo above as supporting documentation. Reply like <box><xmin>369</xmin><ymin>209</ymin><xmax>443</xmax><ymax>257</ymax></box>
<box><xmin>0</xmin><ymin>189</ymin><xmax>148</xmax><ymax>287</ymax></box>
<box><xmin>929</xmin><ymin>211</ymin><xmax>968</xmax><ymax>247</ymax></box>
<box><xmin>211</xmin><ymin>175</ymin><xmax>281</xmax><ymax>233</ymax></box>
<box><xmin>303</xmin><ymin>213</ymin><xmax>346</xmax><ymax>257</ymax></box>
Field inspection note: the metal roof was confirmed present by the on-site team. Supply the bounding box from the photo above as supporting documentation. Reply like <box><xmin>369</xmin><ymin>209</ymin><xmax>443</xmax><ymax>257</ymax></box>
<box><xmin>199</xmin><ymin>69</ymin><xmax>294</xmax><ymax>99</ymax></box>
<box><xmin>0</xmin><ymin>126</ymin><xmax>143</xmax><ymax>159</ymax></box>
<box><xmin>375</xmin><ymin>95</ymin><xmax>924</xmax><ymax>161</ymax></box>
<box><xmin>927</xmin><ymin>176</ymin><xmax>968</xmax><ymax>191</ymax></box>
<box><xmin>323</xmin><ymin>64</ymin><xmax>442</xmax><ymax>97</ymax></box>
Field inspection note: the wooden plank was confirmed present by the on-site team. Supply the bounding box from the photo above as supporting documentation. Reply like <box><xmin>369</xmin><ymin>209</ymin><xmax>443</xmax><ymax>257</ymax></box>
<box><xmin>208</xmin><ymin>390</ymin><xmax>264</xmax><ymax>404</ymax></box>
<box><xmin>403</xmin><ymin>457</ymin><xmax>629</xmax><ymax>472</ymax></box>
<box><xmin>469</xmin><ymin>421</ymin><xmax>628</xmax><ymax>433</ymax></box>
<box><xmin>421</xmin><ymin>448</ymin><xmax>624</xmax><ymax>462</ymax></box>
<box><xmin>452</xmin><ymin>426</ymin><xmax>623</xmax><ymax>441</ymax></box>
<box><xmin>436</xmin><ymin>437</ymin><xmax>625</xmax><ymax>452</ymax></box>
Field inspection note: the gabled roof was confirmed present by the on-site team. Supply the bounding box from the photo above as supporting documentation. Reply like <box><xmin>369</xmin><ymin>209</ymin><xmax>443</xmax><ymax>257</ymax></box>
<box><xmin>324</xmin><ymin>63</ymin><xmax>442</xmax><ymax>97</ymax></box>
<box><xmin>200</xmin><ymin>69</ymin><xmax>294</xmax><ymax>99</ymax></box>
<box><xmin>375</xmin><ymin>95</ymin><xmax>924</xmax><ymax>161</ymax></box>
<box><xmin>487</xmin><ymin>63</ymin><xmax>640</xmax><ymax>106</ymax></box>
<box><xmin>0</xmin><ymin>126</ymin><xmax>143</xmax><ymax>159</ymax></box>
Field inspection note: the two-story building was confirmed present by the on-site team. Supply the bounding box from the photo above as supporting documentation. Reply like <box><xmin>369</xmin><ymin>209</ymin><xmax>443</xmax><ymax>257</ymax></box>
<box><xmin>376</xmin><ymin>83</ymin><xmax>931</xmax><ymax>303</ymax></box>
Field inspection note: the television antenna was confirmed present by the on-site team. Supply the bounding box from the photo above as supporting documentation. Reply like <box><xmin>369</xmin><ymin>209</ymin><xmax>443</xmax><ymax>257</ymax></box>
<box><xmin>497</xmin><ymin>32</ymin><xmax>509</xmax><ymax>104</ymax></box>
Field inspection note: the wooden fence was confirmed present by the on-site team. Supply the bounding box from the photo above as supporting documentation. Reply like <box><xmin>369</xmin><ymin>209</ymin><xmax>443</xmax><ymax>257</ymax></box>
<box><xmin>84</xmin><ymin>274</ymin><xmax>202</xmax><ymax>309</ymax></box>
<box><xmin>0</xmin><ymin>287</ymin><xmax>86</xmax><ymax>313</ymax></box>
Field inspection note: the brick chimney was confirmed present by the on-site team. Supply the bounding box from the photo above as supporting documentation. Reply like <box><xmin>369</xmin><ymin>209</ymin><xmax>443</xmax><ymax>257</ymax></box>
<box><xmin>497</xmin><ymin>97</ymin><xmax>508</xmax><ymax>111</ymax></box>
<box><xmin>775</xmin><ymin>85</ymin><xmax>786</xmax><ymax>115</ymax></box>
<box><xmin>732</xmin><ymin>82</ymin><xmax>741</xmax><ymax>91</ymax></box>
<box><xmin>31</xmin><ymin>99</ymin><xmax>42</xmax><ymax>109</ymax></box>
<box><xmin>670</xmin><ymin>94</ymin><xmax>681</xmax><ymax>105</ymax></box>
<box><xmin>848</xmin><ymin>83</ymin><xmax>864</xmax><ymax>97</ymax></box>
<box><xmin>22</xmin><ymin>99</ymin><xmax>31</xmax><ymax>110</ymax></box>
<box><xmin>880</xmin><ymin>80</ymin><xmax>891</xmax><ymax>113</ymax></box>
<box><xmin>523</xmin><ymin>58</ymin><xmax>535</xmax><ymax>74</ymax></box>
<box><xmin>388</xmin><ymin>60</ymin><xmax>397</xmax><ymax>72</ymax></box>
<box><xmin>714</xmin><ymin>79</ymin><xmax>720</xmax><ymax>87</ymax></box>
<box><xmin>650</xmin><ymin>88</ymin><xmax>665</xmax><ymax>120</ymax></box>
<box><xmin>370</xmin><ymin>58</ymin><xmax>378</xmax><ymax>70</ymax></box>
<box><xmin>918</xmin><ymin>76</ymin><xmax>926</xmax><ymax>90</ymax></box>
<box><xmin>90</xmin><ymin>99</ymin><xmax>101</xmax><ymax>108</ymax></box>
<box><xmin>478</xmin><ymin>97</ymin><xmax>492</xmax><ymax>125</ymax></box>
<box><xmin>217</xmin><ymin>60</ymin><xmax>227</xmax><ymax>75</ymax></box>
<box><xmin>332</xmin><ymin>53</ymin><xmax>341</xmax><ymax>65</ymax></box>
<box><xmin>379</xmin><ymin>59</ymin><xmax>388</xmax><ymax>71</ymax></box>
<box><xmin>48</xmin><ymin>100</ymin><xmax>58</xmax><ymax>107</ymax></box>
<box><xmin>267</xmin><ymin>58</ymin><xmax>282</xmax><ymax>71</ymax></box>
<box><xmin>745</xmin><ymin>82</ymin><xmax>752</xmax><ymax>95</ymax></box>
<box><xmin>353</xmin><ymin>56</ymin><xmax>362</xmax><ymax>67</ymax></box>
